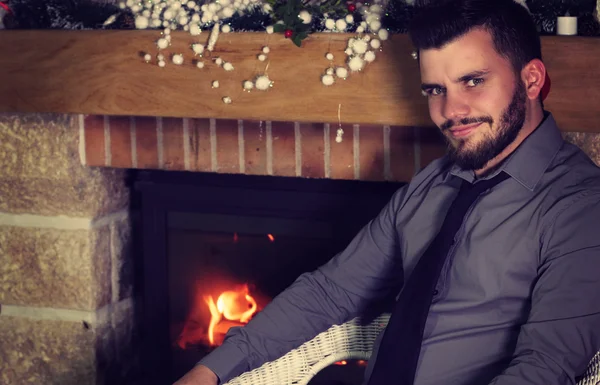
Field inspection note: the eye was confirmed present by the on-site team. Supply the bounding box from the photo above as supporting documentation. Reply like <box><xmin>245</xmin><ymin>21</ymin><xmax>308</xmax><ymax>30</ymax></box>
<box><xmin>423</xmin><ymin>86</ymin><xmax>445</xmax><ymax>97</ymax></box>
<box><xmin>466</xmin><ymin>78</ymin><xmax>484</xmax><ymax>87</ymax></box>
<box><xmin>431</xmin><ymin>87</ymin><xmax>444</xmax><ymax>96</ymax></box>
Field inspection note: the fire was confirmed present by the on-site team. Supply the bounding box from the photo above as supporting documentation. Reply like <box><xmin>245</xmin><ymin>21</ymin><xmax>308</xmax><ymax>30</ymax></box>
<box><xmin>203</xmin><ymin>284</ymin><xmax>258</xmax><ymax>346</ymax></box>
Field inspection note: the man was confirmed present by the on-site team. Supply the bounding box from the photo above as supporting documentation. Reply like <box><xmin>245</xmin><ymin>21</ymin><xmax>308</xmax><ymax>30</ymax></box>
<box><xmin>175</xmin><ymin>0</ymin><xmax>600</xmax><ymax>384</ymax></box>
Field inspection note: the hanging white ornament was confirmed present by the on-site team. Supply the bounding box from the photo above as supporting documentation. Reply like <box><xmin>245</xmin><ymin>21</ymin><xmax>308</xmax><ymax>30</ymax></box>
<box><xmin>321</xmin><ymin>74</ymin><xmax>335</xmax><ymax>86</ymax></box>
<box><xmin>335</xmin><ymin>67</ymin><xmax>349</xmax><ymax>79</ymax></box>
<box><xmin>212</xmin><ymin>80</ymin><xmax>220</xmax><ymax>88</ymax></box>
<box><xmin>266</xmin><ymin>25</ymin><xmax>275</xmax><ymax>34</ymax></box>
<box><xmin>369</xmin><ymin>20</ymin><xmax>382</xmax><ymax>32</ymax></box>
<box><xmin>370</xmin><ymin>39</ymin><xmax>381</xmax><ymax>49</ymax></box>
<box><xmin>352</xmin><ymin>39</ymin><xmax>368</xmax><ymax>54</ymax></box>
<box><xmin>158</xmin><ymin>60</ymin><xmax>166</xmax><ymax>68</ymax></box>
<box><xmin>222</xmin><ymin>24</ymin><xmax>232</xmax><ymax>33</ymax></box>
<box><xmin>222</xmin><ymin>96</ymin><xmax>232</xmax><ymax>104</ymax></box>
<box><xmin>207</xmin><ymin>23</ymin><xmax>220</xmax><ymax>52</ymax></box>
<box><xmin>144</xmin><ymin>53</ymin><xmax>152</xmax><ymax>62</ymax></box>
<box><xmin>157</xmin><ymin>38</ymin><xmax>169</xmax><ymax>50</ymax></box>
<box><xmin>325</xmin><ymin>18</ymin><xmax>336</xmax><ymax>30</ymax></box>
<box><xmin>172</xmin><ymin>54</ymin><xmax>184</xmax><ymax>65</ymax></box>
<box><xmin>214</xmin><ymin>57</ymin><xmax>223</xmax><ymax>66</ymax></box>
<box><xmin>364</xmin><ymin>51</ymin><xmax>376</xmax><ymax>62</ymax></box>
<box><xmin>348</xmin><ymin>56</ymin><xmax>365</xmax><ymax>72</ymax></box>
<box><xmin>192</xmin><ymin>43</ymin><xmax>205</xmax><ymax>55</ymax></box>
<box><xmin>335</xmin><ymin>128</ymin><xmax>344</xmax><ymax>143</ymax></box>
<box><xmin>262</xmin><ymin>46</ymin><xmax>271</xmax><ymax>54</ymax></box>
<box><xmin>196</xmin><ymin>61</ymin><xmax>205</xmax><ymax>68</ymax></box>
<box><xmin>326</xmin><ymin>67</ymin><xmax>334</xmax><ymax>75</ymax></box>
<box><xmin>243</xmin><ymin>80</ymin><xmax>254</xmax><ymax>90</ymax></box>
<box><xmin>258</xmin><ymin>54</ymin><xmax>267</xmax><ymax>61</ymax></box>
<box><xmin>189</xmin><ymin>23</ymin><xmax>202</xmax><ymax>36</ymax></box>
<box><xmin>223</xmin><ymin>62</ymin><xmax>234</xmax><ymax>71</ymax></box>
<box><xmin>326</xmin><ymin>52</ymin><xmax>334</xmax><ymax>60</ymax></box>
<box><xmin>378</xmin><ymin>29</ymin><xmax>389</xmax><ymax>41</ymax></box>
<box><xmin>345</xmin><ymin>14</ymin><xmax>354</xmax><ymax>24</ymax></box>
<box><xmin>255</xmin><ymin>75</ymin><xmax>273</xmax><ymax>90</ymax></box>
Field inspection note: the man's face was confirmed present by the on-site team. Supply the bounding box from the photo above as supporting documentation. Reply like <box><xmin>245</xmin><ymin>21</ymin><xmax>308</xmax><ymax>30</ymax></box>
<box><xmin>419</xmin><ymin>28</ymin><xmax>527</xmax><ymax>171</ymax></box>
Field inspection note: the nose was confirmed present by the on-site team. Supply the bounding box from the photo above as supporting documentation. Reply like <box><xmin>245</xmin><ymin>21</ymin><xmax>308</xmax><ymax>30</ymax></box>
<box><xmin>441</xmin><ymin>90</ymin><xmax>470</xmax><ymax>121</ymax></box>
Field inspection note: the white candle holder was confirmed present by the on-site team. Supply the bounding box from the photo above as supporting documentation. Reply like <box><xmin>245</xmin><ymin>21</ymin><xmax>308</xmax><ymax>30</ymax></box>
<box><xmin>557</xmin><ymin>16</ymin><xmax>578</xmax><ymax>36</ymax></box>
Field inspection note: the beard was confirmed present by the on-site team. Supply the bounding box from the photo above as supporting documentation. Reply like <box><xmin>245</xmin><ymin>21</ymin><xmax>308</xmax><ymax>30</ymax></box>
<box><xmin>445</xmin><ymin>80</ymin><xmax>527</xmax><ymax>171</ymax></box>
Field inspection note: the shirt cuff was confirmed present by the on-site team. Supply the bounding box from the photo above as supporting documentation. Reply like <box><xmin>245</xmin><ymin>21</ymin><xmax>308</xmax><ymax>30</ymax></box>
<box><xmin>197</xmin><ymin>342</ymin><xmax>249</xmax><ymax>384</ymax></box>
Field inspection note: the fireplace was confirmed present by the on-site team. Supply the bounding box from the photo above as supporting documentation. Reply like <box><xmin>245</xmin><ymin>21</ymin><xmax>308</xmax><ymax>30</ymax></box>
<box><xmin>134</xmin><ymin>169</ymin><xmax>404</xmax><ymax>385</ymax></box>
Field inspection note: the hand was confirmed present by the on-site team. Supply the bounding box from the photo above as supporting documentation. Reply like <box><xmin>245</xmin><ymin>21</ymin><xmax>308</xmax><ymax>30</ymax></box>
<box><xmin>173</xmin><ymin>364</ymin><xmax>218</xmax><ymax>385</ymax></box>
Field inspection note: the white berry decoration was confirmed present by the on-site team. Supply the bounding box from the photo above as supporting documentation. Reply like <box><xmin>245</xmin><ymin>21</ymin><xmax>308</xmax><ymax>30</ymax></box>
<box><xmin>348</xmin><ymin>56</ymin><xmax>365</xmax><ymax>72</ymax></box>
<box><xmin>255</xmin><ymin>75</ymin><xmax>273</xmax><ymax>90</ymax></box>
<box><xmin>321</xmin><ymin>74</ymin><xmax>335</xmax><ymax>86</ymax></box>
<box><xmin>172</xmin><ymin>54</ymin><xmax>184</xmax><ymax>65</ymax></box>
<box><xmin>335</xmin><ymin>67</ymin><xmax>349</xmax><ymax>79</ymax></box>
<box><xmin>243</xmin><ymin>80</ymin><xmax>254</xmax><ymax>91</ymax></box>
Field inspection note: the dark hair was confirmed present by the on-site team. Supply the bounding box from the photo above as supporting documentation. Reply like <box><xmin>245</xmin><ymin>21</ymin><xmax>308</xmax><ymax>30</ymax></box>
<box><xmin>408</xmin><ymin>0</ymin><xmax>542</xmax><ymax>74</ymax></box>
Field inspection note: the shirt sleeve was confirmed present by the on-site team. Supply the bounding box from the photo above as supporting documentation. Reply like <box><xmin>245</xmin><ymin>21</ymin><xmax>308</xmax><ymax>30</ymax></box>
<box><xmin>199</xmin><ymin>185</ymin><xmax>407</xmax><ymax>384</ymax></box>
<box><xmin>489</xmin><ymin>192</ymin><xmax>600</xmax><ymax>385</ymax></box>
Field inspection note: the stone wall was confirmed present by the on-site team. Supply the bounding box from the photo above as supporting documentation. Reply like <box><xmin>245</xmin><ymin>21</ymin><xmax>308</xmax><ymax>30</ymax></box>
<box><xmin>0</xmin><ymin>113</ymin><xmax>137</xmax><ymax>385</ymax></box>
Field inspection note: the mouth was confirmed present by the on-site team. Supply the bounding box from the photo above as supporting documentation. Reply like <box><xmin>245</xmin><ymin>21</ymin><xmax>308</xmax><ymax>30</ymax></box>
<box><xmin>449</xmin><ymin>122</ymin><xmax>482</xmax><ymax>138</ymax></box>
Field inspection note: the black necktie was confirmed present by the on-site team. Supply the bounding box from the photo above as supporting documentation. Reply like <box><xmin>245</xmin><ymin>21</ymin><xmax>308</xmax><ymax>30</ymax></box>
<box><xmin>367</xmin><ymin>171</ymin><xmax>510</xmax><ymax>385</ymax></box>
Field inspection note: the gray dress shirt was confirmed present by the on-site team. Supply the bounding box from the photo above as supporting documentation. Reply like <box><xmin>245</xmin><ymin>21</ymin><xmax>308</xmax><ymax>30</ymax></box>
<box><xmin>200</xmin><ymin>113</ymin><xmax>600</xmax><ymax>385</ymax></box>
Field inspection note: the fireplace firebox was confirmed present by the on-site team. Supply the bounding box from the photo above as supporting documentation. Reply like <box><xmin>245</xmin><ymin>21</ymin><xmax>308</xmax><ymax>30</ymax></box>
<box><xmin>134</xmin><ymin>170</ymin><xmax>404</xmax><ymax>385</ymax></box>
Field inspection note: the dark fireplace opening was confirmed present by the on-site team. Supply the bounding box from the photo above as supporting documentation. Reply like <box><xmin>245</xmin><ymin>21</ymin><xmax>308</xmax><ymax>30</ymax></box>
<box><xmin>133</xmin><ymin>170</ymin><xmax>404</xmax><ymax>385</ymax></box>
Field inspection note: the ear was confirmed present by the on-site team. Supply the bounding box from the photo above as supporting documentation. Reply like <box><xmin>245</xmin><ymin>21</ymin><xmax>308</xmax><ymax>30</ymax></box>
<box><xmin>520</xmin><ymin>59</ymin><xmax>546</xmax><ymax>101</ymax></box>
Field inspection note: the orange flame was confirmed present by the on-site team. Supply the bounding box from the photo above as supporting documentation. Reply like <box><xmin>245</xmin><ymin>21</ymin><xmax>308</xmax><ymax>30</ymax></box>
<box><xmin>204</xmin><ymin>284</ymin><xmax>258</xmax><ymax>346</ymax></box>
<box><xmin>267</xmin><ymin>234</ymin><xmax>275</xmax><ymax>242</ymax></box>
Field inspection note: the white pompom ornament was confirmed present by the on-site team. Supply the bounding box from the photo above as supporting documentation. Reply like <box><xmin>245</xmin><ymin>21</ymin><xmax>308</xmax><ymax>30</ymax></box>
<box><xmin>335</xmin><ymin>67</ymin><xmax>349</xmax><ymax>79</ymax></box>
<box><xmin>172</xmin><ymin>54</ymin><xmax>184</xmax><ymax>65</ymax></box>
<box><xmin>348</xmin><ymin>56</ymin><xmax>365</xmax><ymax>72</ymax></box>
<box><xmin>255</xmin><ymin>75</ymin><xmax>273</xmax><ymax>90</ymax></box>
<box><xmin>189</xmin><ymin>23</ymin><xmax>202</xmax><ymax>36</ymax></box>
<box><xmin>298</xmin><ymin>10</ymin><xmax>312</xmax><ymax>24</ymax></box>
<box><xmin>335</xmin><ymin>19</ymin><xmax>347</xmax><ymax>31</ymax></box>
<box><xmin>364</xmin><ymin>51</ymin><xmax>376</xmax><ymax>62</ymax></box>
<box><xmin>352</xmin><ymin>39</ymin><xmax>368</xmax><ymax>54</ymax></box>
<box><xmin>243</xmin><ymin>80</ymin><xmax>254</xmax><ymax>90</ymax></box>
<box><xmin>378</xmin><ymin>29</ymin><xmax>389</xmax><ymax>41</ymax></box>
<box><xmin>321</xmin><ymin>74</ymin><xmax>335</xmax><ymax>86</ymax></box>
<box><xmin>223</xmin><ymin>62</ymin><xmax>234</xmax><ymax>71</ymax></box>
<box><xmin>192</xmin><ymin>43</ymin><xmax>205</xmax><ymax>55</ymax></box>
<box><xmin>135</xmin><ymin>16</ymin><xmax>149</xmax><ymax>29</ymax></box>
<box><xmin>157</xmin><ymin>38</ymin><xmax>169</xmax><ymax>49</ymax></box>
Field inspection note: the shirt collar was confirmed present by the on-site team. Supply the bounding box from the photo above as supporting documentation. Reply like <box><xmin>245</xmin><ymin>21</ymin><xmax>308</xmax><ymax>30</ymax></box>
<box><xmin>447</xmin><ymin>112</ymin><xmax>564</xmax><ymax>190</ymax></box>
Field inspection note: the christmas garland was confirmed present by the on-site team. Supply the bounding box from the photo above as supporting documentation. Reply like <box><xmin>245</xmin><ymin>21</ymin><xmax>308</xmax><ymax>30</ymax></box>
<box><xmin>1</xmin><ymin>0</ymin><xmax>599</xmax><ymax>37</ymax></box>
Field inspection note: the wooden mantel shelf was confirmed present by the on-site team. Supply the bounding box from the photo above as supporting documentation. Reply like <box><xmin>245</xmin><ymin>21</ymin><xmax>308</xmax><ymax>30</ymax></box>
<box><xmin>0</xmin><ymin>30</ymin><xmax>599</xmax><ymax>132</ymax></box>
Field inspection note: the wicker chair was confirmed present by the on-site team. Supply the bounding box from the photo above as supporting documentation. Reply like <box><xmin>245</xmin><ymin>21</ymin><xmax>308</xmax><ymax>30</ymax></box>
<box><xmin>224</xmin><ymin>313</ymin><xmax>600</xmax><ymax>385</ymax></box>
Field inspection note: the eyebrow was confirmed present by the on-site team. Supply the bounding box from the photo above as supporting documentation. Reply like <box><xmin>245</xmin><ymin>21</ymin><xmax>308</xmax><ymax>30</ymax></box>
<box><xmin>421</xmin><ymin>69</ymin><xmax>491</xmax><ymax>91</ymax></box>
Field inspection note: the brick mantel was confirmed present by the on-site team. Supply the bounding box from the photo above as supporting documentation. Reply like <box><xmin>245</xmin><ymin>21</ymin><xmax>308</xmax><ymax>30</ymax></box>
<box><xmin>82</xmin><ymin>115</ymin><xmax>447</xmax><ymax>182</ymax></box>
